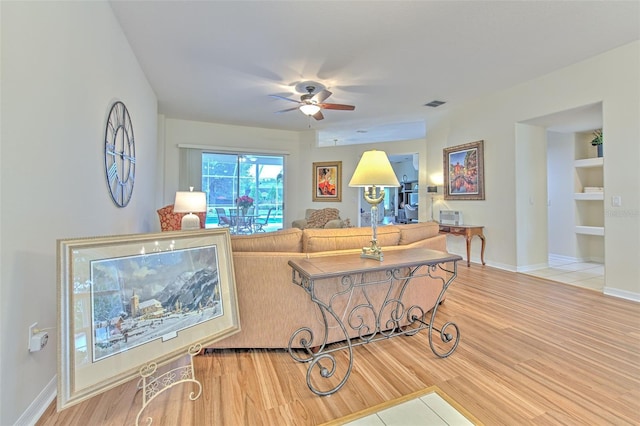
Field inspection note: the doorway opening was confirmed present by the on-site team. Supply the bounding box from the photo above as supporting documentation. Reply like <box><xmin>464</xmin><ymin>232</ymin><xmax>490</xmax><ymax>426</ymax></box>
<box><xmin>518</xmin><ymin>103</ymin><xmax>604</xmax><ymax>291</ymax></box>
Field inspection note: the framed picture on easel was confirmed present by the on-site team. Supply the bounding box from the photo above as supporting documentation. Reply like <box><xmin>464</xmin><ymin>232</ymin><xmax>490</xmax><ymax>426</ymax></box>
<box><xmin>57</xmin><ymin>228</ymin><xmax>240</xmax><ymax>410</ymax></box>
<box><xmin>443</xmin><ymin>140</ymin><xmax>485</xmax><ymax>200</ymax></box>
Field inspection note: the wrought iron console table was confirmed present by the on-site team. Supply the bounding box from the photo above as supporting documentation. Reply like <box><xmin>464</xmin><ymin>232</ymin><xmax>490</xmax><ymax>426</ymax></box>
<box><xmin>287</xmin><ymin>248</ymin><xmax>462</xmax><ymax>396</ymax></box>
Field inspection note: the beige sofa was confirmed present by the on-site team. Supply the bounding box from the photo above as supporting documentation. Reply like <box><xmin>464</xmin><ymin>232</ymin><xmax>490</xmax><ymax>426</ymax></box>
<box><xmin>208</xmin><ymin>222</ymin><xmax>448</xmax><ymax>349</ymax></box>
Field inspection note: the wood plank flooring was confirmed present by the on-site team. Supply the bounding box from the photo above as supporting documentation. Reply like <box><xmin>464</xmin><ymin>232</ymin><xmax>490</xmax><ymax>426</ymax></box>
<box><xmin>37</xmin><ymin>264</ymin><xmax>640</xmax><ymax>425</ymax></box>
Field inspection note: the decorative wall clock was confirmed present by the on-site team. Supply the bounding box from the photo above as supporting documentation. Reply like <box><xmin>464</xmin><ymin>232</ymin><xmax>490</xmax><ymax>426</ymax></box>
<box><xmin>104</xmin><ymin>101</ymin><xmax>136</xmax><ymax>207</ymax></box>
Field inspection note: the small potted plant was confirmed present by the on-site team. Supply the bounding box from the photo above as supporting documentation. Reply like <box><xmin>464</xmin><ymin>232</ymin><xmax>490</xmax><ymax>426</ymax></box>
<box><xmin>591</xmin><ymin>129</ymin><xmax>603</xmax><ymax>158</ymax></box>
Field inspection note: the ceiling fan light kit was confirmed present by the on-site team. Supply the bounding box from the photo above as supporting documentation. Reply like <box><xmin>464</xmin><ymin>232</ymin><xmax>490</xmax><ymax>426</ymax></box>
<box><xmin>299</xmin><ymin>103</ymin><xmax>321</xmax><ymax>116</ymax></box>
<box><xmin>271</xmin><ymin>82</ymin><xmax>355</xmax><ymax>121</ymax></box>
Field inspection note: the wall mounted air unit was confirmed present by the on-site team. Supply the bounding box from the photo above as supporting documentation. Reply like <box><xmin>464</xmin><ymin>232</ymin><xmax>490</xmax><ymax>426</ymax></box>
<box><xmin>440</xmin><ymin>210</ymin><xmax>463</xmax><ymax>225</ymax></box>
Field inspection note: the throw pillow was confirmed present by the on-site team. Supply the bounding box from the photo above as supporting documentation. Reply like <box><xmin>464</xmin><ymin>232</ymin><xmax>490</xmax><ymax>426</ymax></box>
<box><xmin>305</xmin><ymin>208</ymin><xmax>340</xmax><ymax>229</ymax></box>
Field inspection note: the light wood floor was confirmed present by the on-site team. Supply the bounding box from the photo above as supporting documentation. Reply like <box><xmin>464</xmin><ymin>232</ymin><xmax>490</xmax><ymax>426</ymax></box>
<box><xmin>38</xmin><ymin>264</ymin><xmax>640</xmax><ymax>425</ymax></box>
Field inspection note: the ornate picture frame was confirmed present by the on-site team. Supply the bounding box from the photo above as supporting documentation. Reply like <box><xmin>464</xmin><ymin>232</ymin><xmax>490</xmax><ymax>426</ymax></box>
<box><xmin>443</xmin><ymin>140</ymin><xmax>485</xmax><ymax>200</ymax></box>
<box><xmin>312</xmin><ymin>161</ymin><xmax>342</xmax><ymax>202</ymax></box>
<box><xmin>57</xmin><ymin>228</ymin><xmax>240</xmax><ymax>410</ymax></box>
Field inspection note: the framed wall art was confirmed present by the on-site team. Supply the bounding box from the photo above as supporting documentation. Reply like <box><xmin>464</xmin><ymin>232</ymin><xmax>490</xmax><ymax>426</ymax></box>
<box><xmin>443</xmin><ymin>140</ymin><xmax>485</xmax><ymax>200</ymax></box>
<box><xmin>57</xmin><ymin>228</ymin><xmax>240</xmax><ymax>410</ymax></box>
<box><xmin>312</xmin><ymin>161</ymin><xmax>342</xmax><ymax>202</ymax></box>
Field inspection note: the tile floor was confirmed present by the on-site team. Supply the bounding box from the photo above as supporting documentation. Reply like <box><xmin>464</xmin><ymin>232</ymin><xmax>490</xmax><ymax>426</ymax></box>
<box><xmin>523</xmin><ymin>255</ymin><xmax>604</xmax><ymax>291</ymax></box>
<box><xmin>345</xmin><ymin>392</ymin><xmax>473</xmax><ymax>426</ymax></box>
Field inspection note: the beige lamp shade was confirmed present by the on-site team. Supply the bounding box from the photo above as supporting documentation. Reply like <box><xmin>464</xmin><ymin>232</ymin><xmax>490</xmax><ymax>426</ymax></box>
<box><xmin>174</xmin><ymin>188</ymin><xmax>207</xmax><ymax>230</ymax></box>
<box><xmin>349</xmin><ymin>150</ymin><xmax>400</xmax><ymax>188</ymax></box>
<box><xmin>174</xmin><ymin>189</ymin><xmax>206</xmax><ymax>213</ymax></box>
<box><xmin>349</xmin><ymin>150</ymin><xmax>400</xmax><ymax>261</ymax></box>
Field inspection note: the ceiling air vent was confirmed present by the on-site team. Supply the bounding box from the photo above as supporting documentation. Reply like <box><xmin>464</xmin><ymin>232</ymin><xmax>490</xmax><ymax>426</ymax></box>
<box><xmin>424</xmin><ymin>100</ymin><xmax>446</xmax><ymax>107</ymax></box>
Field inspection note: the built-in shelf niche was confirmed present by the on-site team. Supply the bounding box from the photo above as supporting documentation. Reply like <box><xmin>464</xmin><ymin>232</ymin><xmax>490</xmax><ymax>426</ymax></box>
<box><xmin>574</xmin><ymin>133</ymin><xmax>604</xmax><ymax>237</ymax></box>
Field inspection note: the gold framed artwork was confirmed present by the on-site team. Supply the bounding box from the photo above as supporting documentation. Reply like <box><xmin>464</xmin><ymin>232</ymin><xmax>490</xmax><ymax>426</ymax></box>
<box><xmin>57</xmin><ymin>228</ymin><xmax>240</xmax><ymax>410</ymax></box>
<box><xmin>312</xmin><ymin>161</ymin><xmax>342</xmax><ymax>202</ymax></box>
<box><xmin>443</xmin><ymin>140</ymin><xmax>485</xmax><ymax>200</ymax></box>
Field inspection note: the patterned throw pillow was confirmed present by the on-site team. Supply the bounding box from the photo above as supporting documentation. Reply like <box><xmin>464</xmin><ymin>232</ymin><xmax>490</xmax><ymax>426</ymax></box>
<box><xmin>305</xmin><ymin>208</ymin><xmax>341</xmax><ymax>229</ymax></box>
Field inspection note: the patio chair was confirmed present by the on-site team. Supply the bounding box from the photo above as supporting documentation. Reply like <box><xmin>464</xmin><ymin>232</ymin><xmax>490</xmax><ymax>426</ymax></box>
<box><xmin>236</xmin><ymin>206</ymin><xmax>255</xmax><ymax>234</ymax></box>
<box><xmin>253</xmin><ymin>207</ymin><xmax>275</xmax><ymax>232</ymax></box>
<box><xmin>215</xmin><ymin>207</ymin><xmax>233</xmax><ymax>228</ymax></box>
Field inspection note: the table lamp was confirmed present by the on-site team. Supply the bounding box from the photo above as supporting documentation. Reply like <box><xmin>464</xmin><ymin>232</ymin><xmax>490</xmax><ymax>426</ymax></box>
<box><xmin>427</xmin><ymin>186</ymin><xmax>438</xmax><ymax>222</ymax></box>
<box><xmin>349</xmin><ymin>150</ymin><xmax>400</xmax><ymax>261</ymax></box>
<box><xmin>174</xmin><ymin>187</ymin><xmax>206</xmax><ymax>230</ymax></box>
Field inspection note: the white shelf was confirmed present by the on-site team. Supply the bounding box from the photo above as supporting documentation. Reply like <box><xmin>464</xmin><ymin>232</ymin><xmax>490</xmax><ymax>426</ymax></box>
<box><xmin>575</xmin><ymin>226</ymin><xmax>604</xmax><ymax>236</ymax></box>
<box><xmin>574</xmin><ymin>157</ymin><xmax>603</xmax><ymax>168</ymax></box>
<box><xmin>574</xmin><ymin>192</ymin><xmax>604</xmax><ymax>200</ymax></box>
<box><xmin>574</xmin><ymin>151</ymin><xmax>604</xmax><ymax>237</ymax></box>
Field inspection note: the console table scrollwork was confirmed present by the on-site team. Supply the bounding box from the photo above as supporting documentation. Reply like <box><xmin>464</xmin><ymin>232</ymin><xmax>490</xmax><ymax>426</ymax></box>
<box><xmin>287</xmin><ymin>248</ymin><xmax>463</xmax><ymax>396</ymax></box>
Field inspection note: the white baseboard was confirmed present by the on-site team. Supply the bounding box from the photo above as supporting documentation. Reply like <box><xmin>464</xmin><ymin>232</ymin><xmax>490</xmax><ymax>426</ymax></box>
<box><xmin>548</xmin><ymin>253</ymin><xmax>604</xmax><ymax>264</ymax></box>
<box><xmin>15</xmin><ymin>376</ymin><xmax>56</xmax><ymax>426</ymax></box>
<box><xmin>548</xmin><ymin>253</ymin><xmax>581</xmax><ymax>263</ymax></box>
<box><xmin>517</xmin><ymin>262</ymin><xmax>548</xmax><ymax>273</ymax></box>
<box><xmin>603</xmin><ymin>287</ymin><xmax>640</xmax><ymax>302</ymax></box>
<box><xmin>481</xmin><ymin>260</ymin><xmax>516</xmax><ymax>272</ymax></box>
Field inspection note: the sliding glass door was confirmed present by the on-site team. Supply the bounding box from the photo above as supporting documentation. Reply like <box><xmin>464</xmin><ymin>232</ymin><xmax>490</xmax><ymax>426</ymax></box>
<box><xmin>201</xmin><ymin>153</ymin><xmax>284</xmax><ymax>231</ymax></box>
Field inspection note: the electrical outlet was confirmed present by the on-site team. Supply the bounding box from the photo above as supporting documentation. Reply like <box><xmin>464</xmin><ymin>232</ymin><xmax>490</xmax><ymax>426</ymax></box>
<box><xmin>28</xmin><ymin>322</ymin><xmax>37</xmax><ymax>350</ymax></box>
<box><xmin>30</xmin><ymin>332</ymin><xmax>49</xmax><ymax>352</ymax></box>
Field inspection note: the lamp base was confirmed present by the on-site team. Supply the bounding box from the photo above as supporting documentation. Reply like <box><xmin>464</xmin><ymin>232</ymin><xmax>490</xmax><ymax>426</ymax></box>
<box><xmin>181</xmin><ymin>213</ymin><xmax>201</xmax><ymax>231</ymax></box>
<box><xmin>361</xmin><ymin>239</ymin><xmax>384</xmax><ymax>261</ymax></box>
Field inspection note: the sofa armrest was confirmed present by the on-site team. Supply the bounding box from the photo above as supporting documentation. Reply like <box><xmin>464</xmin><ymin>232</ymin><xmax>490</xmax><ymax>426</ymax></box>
<box><xmin>324</xmin><ymin>219</ymin><xmax>344</xmax><ymax>229</ymax></box>
<box><xmin>291</xmin><ymin>219</ymin><xmax>307</xmax><ymax>229</ymax></box>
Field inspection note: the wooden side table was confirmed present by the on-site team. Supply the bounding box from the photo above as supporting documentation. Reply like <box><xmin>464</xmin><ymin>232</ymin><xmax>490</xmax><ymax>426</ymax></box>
<box><xmin>438</xmin><ymin>224</ymin><xmax>486</xmax><ymax>267</ymax></box>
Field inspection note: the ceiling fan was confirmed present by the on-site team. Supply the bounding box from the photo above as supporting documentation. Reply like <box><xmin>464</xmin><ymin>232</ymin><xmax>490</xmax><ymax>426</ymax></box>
<box><xmin>270</xmin><ymin>85</ymin><xmax>355</xmax><ymax>120</ymax></box>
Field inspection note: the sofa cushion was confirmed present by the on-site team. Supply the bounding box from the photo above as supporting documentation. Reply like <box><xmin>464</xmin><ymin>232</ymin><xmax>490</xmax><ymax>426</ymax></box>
<box><xmin>397</xmin><ymin>222</ymin><xmax>440</xmax><ymax>245</ymax></box>
<box><xmin>305</xmin><ymin>208</ymin><xmax>341</xmax><ymax>228</ymax></box>
<box><xmin>302</xmin><ymin>226</ymin><xmax>401</xmax><ymax>253</ymax></box>
<box><xmin>231</xmin><ymin>228</ymin><xmax>303</xmax><ymax>253</ymax></box>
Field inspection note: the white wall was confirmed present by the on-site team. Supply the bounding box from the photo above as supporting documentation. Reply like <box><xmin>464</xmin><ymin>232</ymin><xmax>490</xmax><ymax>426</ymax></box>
<box><xmin>425</xmin><ymin>41</ymin><xmax>640</xmax><ymax>298</ymax></box>
<box><xmin>547</xmin><ymin>131</ymin><xmax>577</xmax><ymax>258</ymax></box>
<box><xmin>393</xmin><ymin>161</ymin><xmax>419</xmax><ymax>184</ymax></box>
<box><xmin>161</xmin><ymin>117</ymin><xmax>429</xmax><ymax>228</ymax></box>
<box><xmin>515</xmin><ymin>123</ymin><xmax>548</xmax><ymax>269</ymax></box>
<box><xmin>0</xmin><ymin>2</ymin><xmax>158</xmax><ymax>424</ymax></box>
<box><xmin>340</xmin><ymin>141</ymin><xmax>428</xmax><ymax>223</ymax></box>
<box><xmin>160</xmin><ymin>117</ymin><xmax>306</xmax><ymax>229</ymax></box>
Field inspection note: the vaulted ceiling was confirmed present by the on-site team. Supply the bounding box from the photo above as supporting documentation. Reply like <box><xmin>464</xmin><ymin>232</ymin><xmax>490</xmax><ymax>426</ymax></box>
<box><xmin>109</xmin><ymin>1</ymin><xmax>639</xmax><ymax>146</ymax></box>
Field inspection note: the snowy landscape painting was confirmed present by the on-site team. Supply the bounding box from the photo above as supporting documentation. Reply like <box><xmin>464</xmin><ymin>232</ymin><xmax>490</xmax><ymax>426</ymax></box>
<box><xmin>58</xmin><ymin>229</ymin><xmax>240</xmax><ymax>410</ymax></box>
<box><xmin>90</xmin><ymin>245</ymin><xmax>221</xmax><ymax>362</ymax></box>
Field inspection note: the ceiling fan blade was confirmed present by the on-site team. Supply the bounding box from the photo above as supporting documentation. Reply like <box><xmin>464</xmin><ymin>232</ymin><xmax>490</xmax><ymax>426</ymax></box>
<box><xmin>269</xmin><ymin>94</ymin><xmax>301</xmax><ymax>103</ymax></box>
<box><xmin>313</xmin><ymin>110</ymin><xmax>324</xmax><ymax>120</ymax></box>
<box><xmin>319</xmin><ymin>103</ymin><xmax>355</xmax><ymax>111</ymax></box>
<box><xmin>275</xmin><ymin>107</ymin><xmax>299</xmax><ymax>113</ymax></box>
<box><xmin>312</xmin><ymin>89</ymin><xmax>332</xmax><ymax>104</ymax></box>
